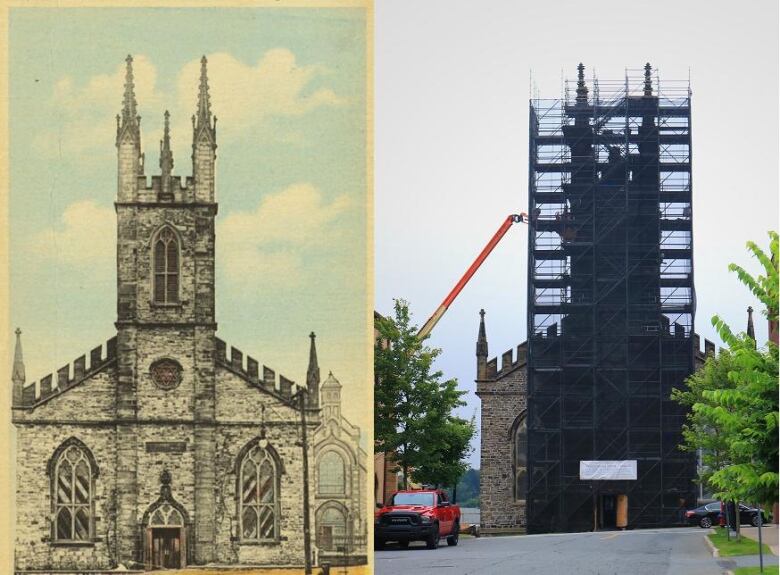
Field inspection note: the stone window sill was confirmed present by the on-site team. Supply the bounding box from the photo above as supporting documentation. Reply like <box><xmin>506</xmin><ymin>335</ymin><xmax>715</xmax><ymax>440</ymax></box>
<box><xmin>50</xmin><ymin>540</ymin><xmax>97</xmax><ymax>548</ymax></box>
<box><xmin>236</xmin><ymin>539</ymin><xmax>283</xmax><ymax>546</ymax></box>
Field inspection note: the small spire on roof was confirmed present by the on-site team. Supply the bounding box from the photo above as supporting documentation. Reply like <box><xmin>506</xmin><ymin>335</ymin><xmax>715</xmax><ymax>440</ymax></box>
<box><xmin>747</xmin><ymin>306</ymin><xmax>756</xmax><ymax>345</ymax></box>
<box><xmin>12</xmin><ymin>327</ymin><xmax>25</xmax><ymax>385</ymax></box>
<box><xmin>643</xmin><ymin>62</ymin><xmax>653</xmax><ymax>96</ymax></box>
<box><xmin>576</xmin><ymin>62</ymin><xmax>588</xmax><ymax>105</ymax></box>
<box><xmin>307</xmin><ymin>331</ymin><xmax>320</xmax><ymax>392</ymax></box>
<box><xmin>160</xmin><ymin>110</ymin><xmax>174</xmax><ymax>176</ymax></box>
<box><xmin>476</xmin><ymin>309</ymin><xmax>488</xmax><ymax>358</ymax></box>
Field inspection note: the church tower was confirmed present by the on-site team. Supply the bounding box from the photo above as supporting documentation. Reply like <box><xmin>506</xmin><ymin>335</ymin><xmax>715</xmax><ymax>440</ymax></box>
<box><xmin>321</xmin><ymin>372</ymin><xmax>342</xmax><ymax>421</ymax></box>
<box><xmin>114</xmin><ymin>54</ymin><xmax>219</xmax><ymax>565</ymax></box>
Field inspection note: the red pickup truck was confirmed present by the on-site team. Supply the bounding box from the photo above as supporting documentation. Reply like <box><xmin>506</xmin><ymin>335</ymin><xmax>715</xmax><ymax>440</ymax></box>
<box><xmin>375</xmin><ymin>489</ymin><xmax>461</xmax><ymax>550</ymax></box>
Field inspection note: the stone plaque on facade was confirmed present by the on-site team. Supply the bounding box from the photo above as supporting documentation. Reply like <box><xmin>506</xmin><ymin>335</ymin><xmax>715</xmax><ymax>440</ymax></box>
<box><xmin>146</xmin><ymin>442</ymin><xmax>188</xmax><ymax>453</ymax></box>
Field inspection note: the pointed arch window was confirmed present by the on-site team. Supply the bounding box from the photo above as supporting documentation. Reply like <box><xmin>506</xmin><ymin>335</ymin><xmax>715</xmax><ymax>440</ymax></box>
<box><xmin>153</xmin><ymin>227</ymin><xmax>179</xmax><ymax>304</ymax></box>
<box><xmin>238</xmin><ymin>443</ymin><xmax>280</xmax><ymax>542</ymax></box>
<box><xmin>512</xmin><ymin>413</ymin><xmax>527</xmax><ymax>501</ymax></box>
<box><xmin>318</xmin><ymin>450</ymin><xmax>346</xmax><ymax>496</ymax></box>
<box><xmin>50</xmin><ymin>441</ymin><xmax>97</xmax><ymax>542</ymax></box>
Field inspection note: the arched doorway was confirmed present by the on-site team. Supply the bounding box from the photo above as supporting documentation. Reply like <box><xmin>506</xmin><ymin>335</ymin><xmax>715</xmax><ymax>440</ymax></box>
<box><xmin>142</xmin><ymin>470</ymin><xmax>189</xmax><ymax>570</ymax></box>
<box><xmin>316</xmin><ymin>502</ymin><xmax>349</xmax><ymax>552</ymax></box>
<box><xmin>147</xmin><ymin>502</ymin><xmax>185</xmax><ymax>569</ymax></box>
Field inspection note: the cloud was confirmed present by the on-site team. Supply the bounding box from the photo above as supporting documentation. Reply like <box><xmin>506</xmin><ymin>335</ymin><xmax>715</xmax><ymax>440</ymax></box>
<box><xmin>27</xmin><ymin>183</ymin><xmax>350</xmax><ymax>286</ymax></box>
<box><xmin>34</xmin><ymin>55</ymin><xmax>162</xmax><ymax>158</ymax></box>
<box><xmin>175</xmin><ymin>50</ymin><xmax>344</xmax><ymax>141</ymax></box>
<box><xmin>218</xmin><ymin>183</ymin><xmax>351</xmax><ymax>289</ymax></box>
<box><xmin>31</xmin><ymin>200</ymin><xmax>116</xmax><ymax>266</ymax></box>
<box><xmin>35</xmin><ymin>50</ymin><xmax>343</xmax><ymax>161</ymax></box>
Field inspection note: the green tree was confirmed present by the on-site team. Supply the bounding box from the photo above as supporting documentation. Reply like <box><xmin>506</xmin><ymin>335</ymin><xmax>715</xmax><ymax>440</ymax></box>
<box><xmin>374</xmin><ymin>300</ymin><xmax>475</xmax><ymax>490</ymax></box>
<box><xmin>411</xmin><ymin>414</ymin><xmax>475</xmax><ymax>491</ymax></box>
<box><xmin>672</xmin><ymin>349</ymin><xmax>738</xmax><ymax>493</ymax></box>
<box><xmin>451</xmin><ymin>468</ymin><xmax>480</xmax><ymax>508</ymax></box>
<box><xmin>692</xmin><ymin>232</ymin><xmax>779</xmax><ymax>509</ymax></box>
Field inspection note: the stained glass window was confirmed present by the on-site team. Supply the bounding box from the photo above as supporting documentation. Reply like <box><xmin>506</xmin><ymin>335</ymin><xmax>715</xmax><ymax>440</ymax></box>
<box><xmin>239</xmin><ymin>445</ymin><xmax>278</xmax><ymax>542</ymax></box>
<box><xmin>153</xmin><ymin>227</ymin><xmax>179</xmax><ymax>304</ymax></box>
<box><xmin>53</xmin><ymin>444</ymin><xmax>93</xmax><ymax>541</ymax></box>
<box><xmin>318</xmin><ymin>451</ymin><xmax>346</xmax><ymax>495</ymax></box>
<box><xmin>148</xmin><ymin>503</ymin><xmax>184</xmax><ymax>527</ymax></box>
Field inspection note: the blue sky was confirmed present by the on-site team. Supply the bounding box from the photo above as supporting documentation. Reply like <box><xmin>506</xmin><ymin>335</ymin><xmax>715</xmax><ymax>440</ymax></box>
<box><xmin>9</xmin><ymin>7</ymin><xmax>370</xmax><ymax>430</ymax></box>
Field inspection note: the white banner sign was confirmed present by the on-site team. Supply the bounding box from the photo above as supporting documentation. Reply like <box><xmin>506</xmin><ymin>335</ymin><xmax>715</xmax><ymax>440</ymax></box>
<box><xmin>579</xmin><ymin>460</ymin><xmax>637</xmax><ymax>480</ymax></box>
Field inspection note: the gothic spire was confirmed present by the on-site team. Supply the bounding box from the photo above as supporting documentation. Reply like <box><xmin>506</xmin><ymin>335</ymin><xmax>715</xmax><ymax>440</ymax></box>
<box><xmin>122</xmin><ymin>55</ymin><xmax>138</xmax><ymax>124</ymax></box>
<box><xmin>643</xmin><ymin>62</ymin><xmax>653</xmax><ymax>97</ymax></box>
<box><xmin>12</xmin><ymin>327</ymin><xmax>25</xmax><ymax>386</ymax></box>
<box><xmin>159</xmin><ymin>110</ymin><xmax>174</xmax><ymax>192</ymax></box>
<box><xmin>196</xmin><ymin>55</ymin><xmax>212</xmax><ymax>130</ymax></box>
<box><xmin>476</xmin><ymin>309</ymin><xmax>488</xmax><ymax>358</ymax></box>
<box><xmin>192</xmin><ymin>55</ymin><xmax>216</xmax><ymax>154</ymax></box>
<box><xmin>576</xmin><ymin>62</ymin><xmax>588</xmax><ymax>105</ymax></box>
<box><xmin>747</xmin><ymin>305</ymin><xmax>756</xmax><ymax>345</ymax></box>
<box><xmin>305</xmin><ymin>332</ymin><xmax>321</xmax><ymax>408</ymax></box>
<box><xmin>117</xmin><ymin>55</ymin><xmax>141</xmax><ymax>149</ymax></box>
<box><xmin>476</xmin><ymin>309</ymin><xmax>490</xmax><ymax>381</ymax></box>
<box><xmin>307</xmin><ymin>332</ymin><xmax>320</xmax><ymax>386</ymax></box>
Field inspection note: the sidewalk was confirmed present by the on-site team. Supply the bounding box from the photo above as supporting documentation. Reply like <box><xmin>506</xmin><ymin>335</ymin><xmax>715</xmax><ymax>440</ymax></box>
<box><xmin>740</xmin><ymin>525</ymin><xmax>779</xmax><ymax>557</ymax></box>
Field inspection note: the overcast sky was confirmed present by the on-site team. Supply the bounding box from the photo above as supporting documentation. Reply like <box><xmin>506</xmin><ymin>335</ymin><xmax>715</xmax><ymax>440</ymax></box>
<box><xmin>375</xmin><ymin>0</ymin><xmax>779</xmax><ymax>468</ymax></box>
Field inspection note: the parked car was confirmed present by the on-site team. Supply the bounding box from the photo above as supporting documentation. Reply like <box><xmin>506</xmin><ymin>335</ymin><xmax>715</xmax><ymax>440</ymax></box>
<box><xmin>375</xmin><ymin>489</ymin><xmax>461</xmax><ymax>550</ymax></box>
<box><xmin>685</xmin><ymin>502</ymin><xmax>768</xmax><ymax>528</ymax></box>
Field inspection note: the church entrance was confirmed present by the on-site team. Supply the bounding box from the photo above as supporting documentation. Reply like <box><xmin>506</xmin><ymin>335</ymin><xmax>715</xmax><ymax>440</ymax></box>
<box><xmin>150</xmin><ymin>527</ymin><xmax>182</xmax><ymax>569</ymax></box>
<box><xmin>600</xmin><ymin>494</ymin><xmax>617</xmax><ymax>529</ymax></box>
<box><xmin>144</xmin><ymin>499</ymin><xmax>187</xmax><ymax>570</ymax></box>
<box><xmin>598</xmin><ymin>493</ymin><xmax>628</xmax><ymax>530</ymax></box>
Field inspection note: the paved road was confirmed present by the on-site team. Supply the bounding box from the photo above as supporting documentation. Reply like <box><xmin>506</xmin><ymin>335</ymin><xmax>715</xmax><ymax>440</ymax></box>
<box><xmin>375</xmin><ymin>528</ymin><xmax>726</xmax><ymax>575</ymax></box>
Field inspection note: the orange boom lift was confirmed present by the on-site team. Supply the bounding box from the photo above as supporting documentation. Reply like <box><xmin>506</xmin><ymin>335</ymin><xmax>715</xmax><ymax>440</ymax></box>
<box><xmin>417</xmin><ymin>213</ymin><xmax>529</xmax><ymax>340</ymax></box>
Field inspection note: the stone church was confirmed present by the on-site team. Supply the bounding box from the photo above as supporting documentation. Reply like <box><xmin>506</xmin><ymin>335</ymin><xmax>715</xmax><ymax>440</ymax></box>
<box><xmin>11</xmin><ymin>55</ymin><xmax>366</xmax><ymax>572</ymax></box>
<box><xmin>475</xmin><ymin>310</ymin><xmax>714</xmax><ymax>534</ymax></box>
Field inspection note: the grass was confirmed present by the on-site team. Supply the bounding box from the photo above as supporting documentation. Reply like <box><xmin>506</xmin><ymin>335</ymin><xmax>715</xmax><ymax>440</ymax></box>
<box><xmin>734</xmin><ymin>566</ymin><xmax>780</xmax><ymax>575</ymax></box>
<box><xmin>708</xmin><ymin>527</ymin><xmax>774</xmax><ymax>557</ymax></box>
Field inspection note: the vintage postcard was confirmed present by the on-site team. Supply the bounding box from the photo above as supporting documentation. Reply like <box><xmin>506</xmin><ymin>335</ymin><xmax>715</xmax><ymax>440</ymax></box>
<box><xmin>1</xmin><ymin>3</ymin><xmax>373</xmax><ymax>573</ymax></box>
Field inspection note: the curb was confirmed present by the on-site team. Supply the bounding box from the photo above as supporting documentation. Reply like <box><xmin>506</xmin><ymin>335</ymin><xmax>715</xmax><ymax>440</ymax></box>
<box><xmin>704</xmin><ymin>530</ymin><xmax>720</xmax><ymax>558</ymax></box>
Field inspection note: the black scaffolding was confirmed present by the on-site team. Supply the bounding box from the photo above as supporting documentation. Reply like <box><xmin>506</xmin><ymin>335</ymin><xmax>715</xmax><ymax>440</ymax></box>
<box><xmin>526</xmin><ymin>64</ymin><xmax>697</xmax><ymax>533</ymax></box>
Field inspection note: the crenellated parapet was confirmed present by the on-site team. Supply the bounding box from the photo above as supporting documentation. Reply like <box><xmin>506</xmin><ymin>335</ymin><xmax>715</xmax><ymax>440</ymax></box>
<box><xmin>130</xmin><ymin>175</ymin><xmax>200</xmax><ymax>204</ymax></box>
<box><xmin>13</xmin><ymin>336</ymin><xmax>117</xmax><ymax>409</ymax></box>
<box><xmin>215</xmin><ymin>338</ymin><xmax>304</xmax><ymax>407</ymax></box>
<box><xmin>485</xmin><ymin>343</ymin><xmax>528</xmax><ymax>380</ymax></box>
<box><xmin>692</xmin><ymin>333</ymin><xmax>716</xmax><ymax>362</ymax></box>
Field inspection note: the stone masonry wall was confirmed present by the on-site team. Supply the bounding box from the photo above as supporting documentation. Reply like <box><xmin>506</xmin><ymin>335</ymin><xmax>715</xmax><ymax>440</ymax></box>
<box><xmin>14</xmin><ymin>424</ymin><xmax>117</xmax><ymax>571</ymax></box>
<box><xmin>135</xmin><ymin>329</ymin><xmax>198</xmax><ymax>420</ymax></box>
<box><xmin>212</xmin><ymin>423</ymin><xmax>314</xmax><ymax>567</ymax></box>
<box><xmin>476</xmin><ymin>349</ymin><xmax>527</xmax><ymax>531</ymax></box>
<box><xmin>135</xmin><ymin>423</ymin><xmax>196</xmax><ymax>531</ymax></box>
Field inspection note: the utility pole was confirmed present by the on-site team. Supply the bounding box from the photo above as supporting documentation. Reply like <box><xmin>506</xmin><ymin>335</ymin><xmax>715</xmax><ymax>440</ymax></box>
<box><xmin>295</xmin><ymin>388</ymin><xmax>313</xmax><ymax>575</ymax></box>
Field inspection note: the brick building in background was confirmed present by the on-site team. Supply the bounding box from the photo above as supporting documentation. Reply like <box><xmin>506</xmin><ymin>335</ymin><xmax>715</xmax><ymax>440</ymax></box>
<box><xmin>11</xmin><ymin>55</ymin><xmax>366</xmax><ymax>572</ymax></box>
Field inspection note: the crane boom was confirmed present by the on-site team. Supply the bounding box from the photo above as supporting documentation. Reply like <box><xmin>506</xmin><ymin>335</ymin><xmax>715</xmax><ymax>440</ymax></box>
<box><xmin>417</xmin><ymin>213</ymin><xmax>529</xmax><ymax>340</ymax></box>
